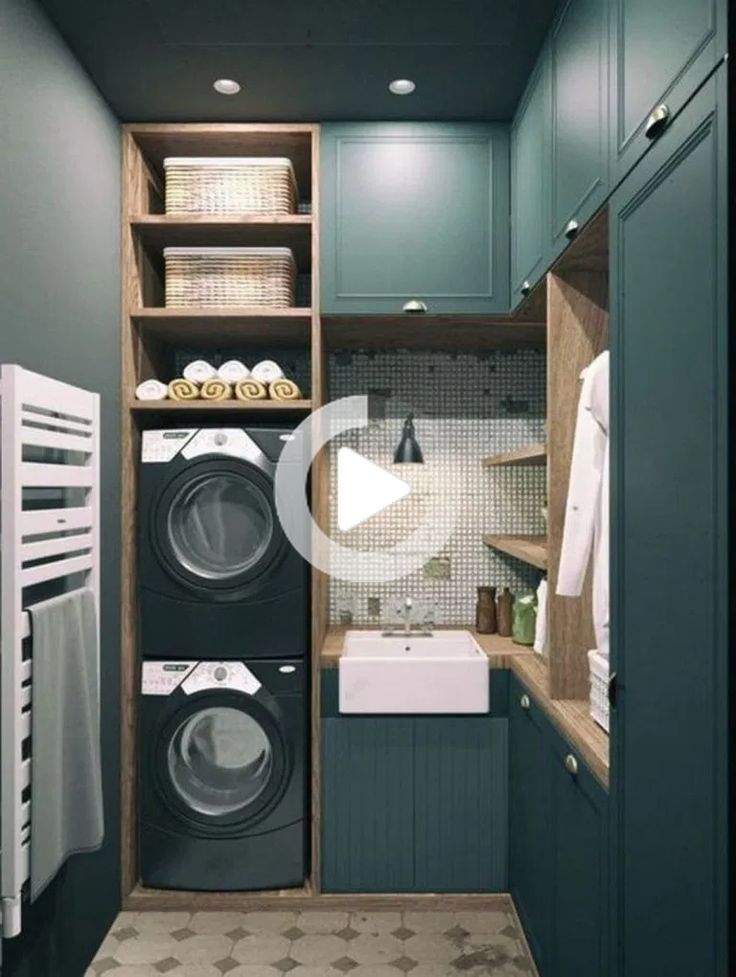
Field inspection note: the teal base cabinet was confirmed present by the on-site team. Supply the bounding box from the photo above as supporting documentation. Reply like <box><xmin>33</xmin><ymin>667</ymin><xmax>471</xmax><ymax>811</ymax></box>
<box><xmin>320</xmin><ymin>123</ymin><xmax>510</xmax><ymax>314</ymax></box>
<box><xmin>608</xmin><ymin>0</ymin><xmax>727</xmax><ymax>188</ymax></box>
<box><xmin>509</xmin><ymin>676</ymin><xmax>609</xmax><ymax>977</ymax></box>
<box><xmin>609</xmin><ymin>69</ymin><xmax>728</xmax><ymax>977</ymax></box>
<box><xmin>321</xmin><ymin>711</ymin><xmax>508</xmax><ymax>893</ymax></box>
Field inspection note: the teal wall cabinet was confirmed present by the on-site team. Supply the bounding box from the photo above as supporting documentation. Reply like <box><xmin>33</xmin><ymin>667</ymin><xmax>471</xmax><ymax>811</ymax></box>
<box><xmin>509</xmin><ymin>676</ymin><xmax>609</xmax><ymax>977</ymax></box>
<box><xmin>609</xmin><ymin>70</ymin><xmax>728</xmax><ymax>977</ymax></box>
<box><xmin>510</xmin><ymin>48</ymin><xmax>551</xmax><ymax>307</ymax></box>
<box><xmin>549</xmin><ymin>0</ymin><xmax>609</xmax><ymax>257</ymax></box>
<box><xmin>609</xmin><ymin>0</ymin><xmax>727</xmax><ymax>187</ymax></box>
<box><xmin>320</xmin><ymin>123</ymin><xmax>510</xmax><ymax>314</ymax></box>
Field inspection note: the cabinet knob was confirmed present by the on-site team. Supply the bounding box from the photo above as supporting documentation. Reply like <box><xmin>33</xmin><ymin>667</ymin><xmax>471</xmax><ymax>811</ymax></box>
<box><xmin>520</xmin><ymin>693</ymin><xmax>531</xmax><ymax>711</ymax></box>
<box><xmin>403</xmin><ymin>299</ymin><xmax>428</xmax><ymax>314</ymax></box>
<box><xmin>521</xmin><ymin>280</ymin><xmax>531</xmax><ymax>297</ymax></box>
<box><xmin>564</xmin><ymin>219</ymin><xmax>579</xmax><ymax>240</ymax></box>
<box><xmin>564</xmin><ymin>753</ymin><xmax>579</xmax><ymax>776</ymax></box>
<box><xmin>645</xmin><ymin>103</ymin><xmax>671</xmax><ymax>140</ymax></box>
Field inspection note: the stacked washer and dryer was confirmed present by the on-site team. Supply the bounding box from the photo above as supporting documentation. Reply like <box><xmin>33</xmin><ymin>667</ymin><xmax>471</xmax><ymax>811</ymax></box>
<box><xmin>137</xmin><ymin>425</ymin><xmax>310</xmax><ymax>891</ymax></box>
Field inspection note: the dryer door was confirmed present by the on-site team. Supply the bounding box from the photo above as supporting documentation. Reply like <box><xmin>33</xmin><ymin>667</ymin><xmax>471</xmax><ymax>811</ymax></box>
<box><xmin>153</xmin><ymin>458</ymin><xmax>287</xmax><ymax>597</ymax></box>
<box><xmin>156</xmin><ymin>689</ymin><xmax>291</xmax><ymax>832</ymax></box>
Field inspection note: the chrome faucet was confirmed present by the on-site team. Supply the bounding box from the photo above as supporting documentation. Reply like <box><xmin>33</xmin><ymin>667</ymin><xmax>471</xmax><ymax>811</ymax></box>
<box><xmin>382</xmin><ymin>596</ymin><xmax>433</xmax><ymax>637</ymax></box>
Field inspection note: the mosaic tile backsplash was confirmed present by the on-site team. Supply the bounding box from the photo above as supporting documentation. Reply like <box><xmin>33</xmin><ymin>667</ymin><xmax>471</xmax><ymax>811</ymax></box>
<box><xmin>328</xmin><ymin>349</ymin><xmax>547</xmax><ymax>626</ymax></box>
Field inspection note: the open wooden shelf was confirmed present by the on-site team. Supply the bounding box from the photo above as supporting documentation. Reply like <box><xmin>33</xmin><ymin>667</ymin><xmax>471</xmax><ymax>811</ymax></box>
<box><xmin>483</xmin><ymin>443</ymin><xmax>547</xmax><ymax>467</ymax></box>
<box><xmin>131</xmin><ymin>215</ymin><xmax>312</xmax><ymax>270</ymax></box>
<box><xmin>129</xmin><ymin>398</ymin><xmax>312</xmax><ymax>413</ymax></box>
<box><xmin>130</xmin><ymin>308</ymin><xmax>312</xmax><ymax>346</ymax></box>
<box><xmin>483</xmin><ymin>533</ymin><xmax>548</xmax><ymax>570</ymax></box>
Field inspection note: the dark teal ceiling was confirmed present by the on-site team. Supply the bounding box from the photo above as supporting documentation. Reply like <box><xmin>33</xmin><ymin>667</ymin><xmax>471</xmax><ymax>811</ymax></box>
<box><xmin>37</xmin><ymin>0</ymin><xmax>559</xmax><ymax>121</ymax></box>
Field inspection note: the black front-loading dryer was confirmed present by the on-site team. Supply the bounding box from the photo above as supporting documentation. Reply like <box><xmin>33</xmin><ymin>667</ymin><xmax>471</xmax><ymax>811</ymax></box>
<box><xmin>138</xmin><ymin>426</ymin><xmax>308</xmax><ymax>659</ymax></box>
<box><xmin>139</xmin><ymin>657</ymin><xmax>308</xmax><ymax>891</ymax></box>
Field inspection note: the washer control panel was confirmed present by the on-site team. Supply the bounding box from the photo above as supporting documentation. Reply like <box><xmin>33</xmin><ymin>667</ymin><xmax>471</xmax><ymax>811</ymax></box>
<box><xmin>141</xmin><ymin>430</ymin><xmax>196</xmax><ymax>463</ymax></box>
<box><xmin>181</xmin><ymin>661</ymin><xmax>262</xmax><ymax>696</ymax></box>
<box><xmin>181</xmin><ymin>429</ymin><xmax>262</xmax><ymax>462</ymax></box>
<box><xmin>141</xmin><ymin>661</ymin><xmax>197</xmax><ymax>695</ymax></box>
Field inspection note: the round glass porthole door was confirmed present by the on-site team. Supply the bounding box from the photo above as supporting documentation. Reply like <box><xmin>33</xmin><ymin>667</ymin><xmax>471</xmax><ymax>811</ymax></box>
<box><xmin>166</xmin><ymin>471</ymin><xmax>274</xmax><ymax>581</ymax></box>
<box><xmin>167</xmin><ymin>706</ymin><xmax>274</xmax><ymax>820</ymax></box>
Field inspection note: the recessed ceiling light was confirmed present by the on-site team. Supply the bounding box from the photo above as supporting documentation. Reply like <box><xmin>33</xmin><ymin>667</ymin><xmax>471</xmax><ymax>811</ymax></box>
<box><xmin>213</xmin><ymin>78</ymin><xmax>241</xmax><ymax>95</ymax></box>
<box><xmin>389</xmin><ymin>78</ymin><xmax>416</xmax><ymax>96</ymax></box>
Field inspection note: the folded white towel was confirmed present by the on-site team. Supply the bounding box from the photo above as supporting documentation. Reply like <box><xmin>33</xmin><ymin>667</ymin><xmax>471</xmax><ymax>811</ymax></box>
<box><xmin>217</xmin><ymin>359</ymin><xmax>250</xmax><ymax>383</ymax></box>
<box><xmin>183</xmin><ymin>359</ymin><xmax>217</xmax><ymax>384</ymax></box>
<box><xmin>135</xmin><ymin>379</ymin><xmax>167</xmax><ymax>401</ymax></box>
<box><xmin>251</xmin><ymin>359</ymin><xmax>284</xmax><ymax>383</ymax></box>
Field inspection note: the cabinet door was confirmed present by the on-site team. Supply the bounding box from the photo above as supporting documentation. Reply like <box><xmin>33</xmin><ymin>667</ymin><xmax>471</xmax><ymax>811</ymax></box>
<box><xmin>510</xmin><ymin>50</ymin><xmax>550</xmax><ymax>307</ymax></box>
<box><xmin>321</xmin><ymin>123</ymin><xmax>510</xmax><ymax>314</ymax></box>
<box><xmin>549</xmin><ymin>0</ymin><xmax>608</xmax><ymax>258</ymax></box>
<box><xmin>548</xmin><ymin>738</ymin><xmax>609</xmax><ymax>977</ymax></box>
<box><xmin>609</xmin><ymin>0</ymin><xmax>727</xmax><ymax>187</ymax></box>
<box><xmin>508</xmin><ymin>679</ymin><xmax>554</xmax><ymax>972</ymax></box>
<box><xmin>609</xmin><ymin>72</ymin><xmax>728</xmax><ymax>977</ymax></box>
<box><xmin>321</xmin><ymin>718</ymin><xmax>414</xmax><ymax>892</ymax></box>
<box><xmin>414</xmin><ymin>717</ymin><xmax>508</xmax><ymax>892</ymax></box>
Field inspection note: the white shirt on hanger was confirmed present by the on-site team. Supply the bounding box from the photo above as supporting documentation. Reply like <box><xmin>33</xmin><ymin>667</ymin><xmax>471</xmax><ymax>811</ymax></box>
<box><xmin>556</xmin><ymin>350</ymin><xmax>609</xmax><ymax>658</ymax></box>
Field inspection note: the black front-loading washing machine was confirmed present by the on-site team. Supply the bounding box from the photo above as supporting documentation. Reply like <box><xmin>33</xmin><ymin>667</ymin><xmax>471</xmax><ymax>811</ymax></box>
<box><xmin>138</xmin><ymin>426</ymin><xmax>309</xmax><ymax>659</ymax></box>
<box><xmin>139</xmin><ymin>657</ymin><xmax>308</xmax><ymax>891</ymax></box>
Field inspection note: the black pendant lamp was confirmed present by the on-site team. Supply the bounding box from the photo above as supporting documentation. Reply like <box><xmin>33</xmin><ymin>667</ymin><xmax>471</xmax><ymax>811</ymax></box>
<box><xmin>394</xmin><ymin>413</ymin><xmax>424</xmax><ymax>463</ymax></box>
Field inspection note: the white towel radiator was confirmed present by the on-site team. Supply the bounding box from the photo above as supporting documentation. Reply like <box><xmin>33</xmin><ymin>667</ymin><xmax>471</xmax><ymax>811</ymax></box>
<box><xmin>0</xmin><ymin>365</ymin><xmax>100</xmax><ymax>940</ymax></box>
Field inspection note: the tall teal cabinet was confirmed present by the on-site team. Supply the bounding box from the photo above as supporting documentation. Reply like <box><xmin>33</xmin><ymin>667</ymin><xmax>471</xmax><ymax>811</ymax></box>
<box><xmin>320</xmin><ymin>123</ymin><xmax>510</xmax><ymax>314</ymax></box>
<box><xmin>609</xmin><ymin>70</ymin><xmax>728</xmax><ymax>977</ymax></box>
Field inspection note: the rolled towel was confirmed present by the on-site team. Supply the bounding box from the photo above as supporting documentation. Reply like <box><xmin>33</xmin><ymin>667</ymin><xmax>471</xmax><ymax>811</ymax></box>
<box><xmin>251</xmin><ymin>359</ymin><xmax>284</xmax><ymax>383</ymax></box>
<box><xmin>269</xmin><ymin>378</ymin><xmax>302</xmax><ymax>401</ymax></box>
<box><xmin>135</xmin><ymin>379</ymin><xmax>168</xmax><ymax>401</ymax></box>
<box><xmin>234</xmin><ymin>378</ymin><xmax>268</xmax><ymax>401</ymax></box>
<box><xmin>168</xmin><ymin>378</ymin><xmax>199</xmax><ymax>401</ymax></box>
<box><xmin>217</xmin><ymin>359</ymin><xmax>250</xmax><ymax>384</ymax></box>
<box><xmin>200</xmin><ymin>378</ymin><xmax>233</xmax><ymax>401</ymax></box>
<box><xmin>183</xmin><ymin>359</ymin><xmax>217</xmax><ymax>384</ymax></box>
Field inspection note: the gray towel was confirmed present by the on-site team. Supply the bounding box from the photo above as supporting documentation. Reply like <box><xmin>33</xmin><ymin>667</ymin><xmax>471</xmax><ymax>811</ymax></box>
<box><xmin>29</xmin><ymin>588</ymin><xmax>104</xmax><ymax>900</ymax></box>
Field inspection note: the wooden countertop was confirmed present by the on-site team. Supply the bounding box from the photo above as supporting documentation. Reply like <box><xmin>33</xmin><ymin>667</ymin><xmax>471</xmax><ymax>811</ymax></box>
<box><xmin>510</xmin><ymin>654</ymin><xmax>610</xmax><ymax>788</ymax></box>
<box><xmin>320</xmin><ymin>626</ymin><xmax>610</xmax><ymax>788</ymax></box>
<box><xmin>320</xmin><ymin>625</ymin><xmax>534</xmax><ymax>669</ymax></box>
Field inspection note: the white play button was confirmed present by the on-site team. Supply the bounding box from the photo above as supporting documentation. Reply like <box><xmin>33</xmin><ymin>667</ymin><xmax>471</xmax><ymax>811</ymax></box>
<box><xmin>336</xmin><ymin>447</ymin><xmax>410</xmax><ymax>531</ymax></box>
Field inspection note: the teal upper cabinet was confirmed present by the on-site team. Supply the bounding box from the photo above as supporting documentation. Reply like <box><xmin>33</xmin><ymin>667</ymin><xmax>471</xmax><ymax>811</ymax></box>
<box><xmin>549</xmin><ymin>0</ymin><xmax>609</xmax><ymax>256</ymax></box>
<box><xmin>510</xmin><ymin>46</ymin><xmax>551</xmax><ymax>307</ymax></box>
<box><xmin>320</xmin><ymin>123</ymin><xmax>510</xmax><ymax>314</ymax></box>
<box><xmin>609</xmin><ymin>0</ymin><xmax>727</xmax><ymax>186</ymax></box>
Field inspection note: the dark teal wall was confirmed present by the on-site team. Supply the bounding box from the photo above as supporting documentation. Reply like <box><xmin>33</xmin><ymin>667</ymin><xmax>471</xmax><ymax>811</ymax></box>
<box><xmin>0</xmin><ymin>0</ymin><xmax>121</xmax><ymax>974</ymax></box>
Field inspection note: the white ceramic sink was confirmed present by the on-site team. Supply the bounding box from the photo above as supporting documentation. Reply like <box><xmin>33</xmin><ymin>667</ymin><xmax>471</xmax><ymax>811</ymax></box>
<box><xmin>338</xmin><ymin>629</ymin><xmax>489</xmax><ymax>714</ymax></box>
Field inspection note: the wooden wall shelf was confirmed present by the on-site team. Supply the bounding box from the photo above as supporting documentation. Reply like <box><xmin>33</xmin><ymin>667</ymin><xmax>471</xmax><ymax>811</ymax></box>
<box><xmin>483</xmin><ymin>443</ymin><xmax>547</xmax><ymax>467</ymax></box>
<box><xmin>483</xmin><ymin>534</ymin><xmax>548</xmax><ymax>570</ymax></box>
<box><xmin>129</xmin><ymin>399</ymin><xmax>312</xmax><ymax>413</ymax></box>
<box><xmin>131</xmin><ymin>215</ymin><xmax>312</xmax><ymax>269</ymax></box>
<box><xmin>131</xmin><ymin>309</ymin><xmax>311</xmax><ymax>346</ymax></box>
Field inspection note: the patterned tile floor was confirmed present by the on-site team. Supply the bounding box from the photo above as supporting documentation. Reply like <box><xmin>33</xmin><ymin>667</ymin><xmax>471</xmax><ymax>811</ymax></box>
<box><xmin>86</xmin><ymin>909</ymin><xmax>536</xmax><ymax>977</ymax></box>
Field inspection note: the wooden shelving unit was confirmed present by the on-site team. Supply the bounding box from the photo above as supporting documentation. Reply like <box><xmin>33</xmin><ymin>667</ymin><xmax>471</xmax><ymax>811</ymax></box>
<box><xmin>483</xmin><ymin>533</ymin><xmax>548</xmax><ymax>570</ymax></box>
<box><xmin>483</xmin><ymin>443</ymin><xmax>547</xmax><ymax>467</ymax></box>
<box><xmin>120</xmin><ymin>122</ymin><xmax>326</xmax><ymax>909</ymax></box>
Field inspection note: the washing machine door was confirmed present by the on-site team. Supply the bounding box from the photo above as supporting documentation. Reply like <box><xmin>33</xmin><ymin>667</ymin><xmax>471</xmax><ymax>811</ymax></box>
<box><xmin>156</xmin><ymin>688</ymin><xmax>290</xmax><ymax>832</ymax></box>
<box><xmin>153</xmin><ymin>457</ymin><xmax>286</xmax><ymax>597</ymax></box>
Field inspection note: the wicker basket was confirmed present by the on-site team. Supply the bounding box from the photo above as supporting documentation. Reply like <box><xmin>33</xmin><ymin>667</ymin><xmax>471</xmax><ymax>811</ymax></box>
<box><xmin>164</xmin><ymin>157</ymin><xmax>297</xmax><ymax>216</ymax></box>
<box><xmin>164</xmin><ymin>247</ymin><xmax>296</xmax><ymax>308</ymax></box>
<box><xmin>588</xmin><ymin>649</ymin><xmax>610</xmax><ymax>733</ymax></box>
